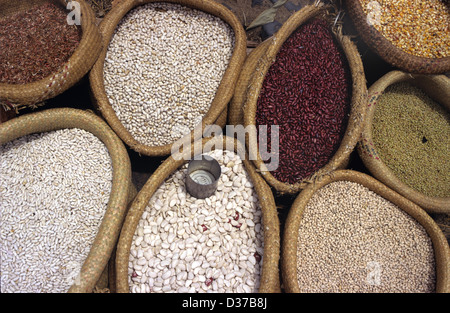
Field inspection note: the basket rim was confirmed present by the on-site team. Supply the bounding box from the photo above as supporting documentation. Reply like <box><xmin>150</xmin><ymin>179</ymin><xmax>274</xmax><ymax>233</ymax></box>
<box><xmin>358</xmin><ymin>70</ymin><xmax>450</xmax><ymax>214</ymax></box>
<box><xmin>89</xmin><ymin>0</ymin><xmax>247</xmax><ymax>157</ymax></box>
<box><xmin>228</xmin><ymin>37</ymin><xmax>273</xmax><ymax>126</ymax></box>
<box><xmin>281</xmin><ymin>169</ymin><xmax>450</xmax><ymax>293</ymax></box>
<box><xmin>344</xmin><ymin>0</ymin><xmax>450</xmax><ymax>74</ymax></box>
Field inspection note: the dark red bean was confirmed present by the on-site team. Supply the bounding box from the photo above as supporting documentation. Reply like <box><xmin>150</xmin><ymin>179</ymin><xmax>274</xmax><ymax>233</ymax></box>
<box><xmin>255</xmin><ymin>18</ymin><xmax>351</xmax><ymax>184</ymax></box>
<box><xmin>254</xmin><ymin>252</ymin><xmax>262</xmax><ymax>263</ymax></box>
<box><xmin>205</xmin><ymin>277</ymin><xmax>214</xmax><ymax>287</ymax></box>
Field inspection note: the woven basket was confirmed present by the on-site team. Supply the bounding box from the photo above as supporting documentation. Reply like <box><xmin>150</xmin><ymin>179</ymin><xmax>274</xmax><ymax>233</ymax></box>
<box><xmin>344</xmin><ymin>0</ymin><xmax>450</xmax><ymax>74</ymax></box>
<box><xmin>0</xmin><ymin>108</ymin><xmax>136</xmax><ymax>293</ymax></box>
<box><xmin>282</xmin><ymin>169</ymin><xmax>450</xmax><ymax>293</ymax></box>
<box><xmin>89</xmin><ymin>0</ymin><xmax>247</xmax><ymax>157</ymax></box>
<box><xmin>228</xmin><ymin>38</ymin><xmax>272</xmax><ymax>126</ymax></box>
<box><xmin>0</xmin><ymin>0</ymin><xmax>102</xmax><ymax>111</ymax></box>
<box><xmin>114</xmin><ymin>136</ymin><xmax>281</xmax><ymax>293</ymax></box>
<box><xmin>242</xmin><ymin>3</ymin><xmax>367</xmax><ymax>195</ymax></box>
<box><xmin>358</xmin><ymin>70</ymin><xmax>450</xmax><ymax>214</ymax></box>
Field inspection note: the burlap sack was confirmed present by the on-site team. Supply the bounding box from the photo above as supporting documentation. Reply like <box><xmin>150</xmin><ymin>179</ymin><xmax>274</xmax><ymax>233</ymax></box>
<box><xmin>114</xmin><ymin>136</ymin><xmax>281</xmax><ymax>293</ymax></box>
<box><xmin>344</xmin><ymin>0</ymin><xmax>450</xmax><ymax>74</ymax></box>
<box><xmin>0</xmin><ymin>0</ymin><xmax>102</xmax><ymax>111</ymax></box>
<box><xmin>282</xmin><ymin>169</ymin><xmax>450</xmax><ymax>293</ymax></box>
<box><xmin>0</xmin><ymin>108</ymin><xmax>136</xmax><ymax>293</ymax></box>
<box><xmin>358</xmin><ymin>70</ymin><xmax>450</xmax><ymax>214</ymax></box>
<box><xmin>241</xmin><ymin>3</ymin><xmax>367</xmax><ymax>195</ymax></box>
<box><xmin>89</xmin><ymin>0</ymin><xmax>247</xmax><ymax>157</ymax></box>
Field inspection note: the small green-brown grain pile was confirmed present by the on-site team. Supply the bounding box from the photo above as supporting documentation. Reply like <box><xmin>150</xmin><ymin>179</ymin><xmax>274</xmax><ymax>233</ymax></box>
<box><xmin>372</xmin><ymin>82</ymin><xmax>450</xmax><ymax>198</ymax></box>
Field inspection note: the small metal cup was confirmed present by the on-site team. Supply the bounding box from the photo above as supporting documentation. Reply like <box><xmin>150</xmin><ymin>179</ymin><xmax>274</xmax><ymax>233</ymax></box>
<box><xmin>186</xmin><ymin>155</ymin><xmax>221</xmax><ymax>199</ymax></box>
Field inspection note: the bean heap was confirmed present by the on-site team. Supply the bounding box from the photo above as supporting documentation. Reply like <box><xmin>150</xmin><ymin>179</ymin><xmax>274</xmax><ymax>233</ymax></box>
<box><xmin>359</xmin><ymin>0</ymin><xmax>450</xmax><ymax>58</ymax></box>
<box><xmin>0</xmin><ymin>2</ymin><xmax>81</xmax><ymax>84</ymax></box>
<box><xmin>103</xmin><ymin>3</ymin><xmax>235</xmax><ymax>146</ymax></box>
<box><xmin>296</xmin><ymin>181</ymin><xmax>436</xmax><ymax>293</ymax></box>
<box><xmin>129</xmin><ymin>149</ymin><xmax>264</xmax><ymax>293</ymax></box>
<box><xmin>0</xmin><ymin>129</ymin><xmax>113</xmax><ymax>293</ymax></box>
<box><xmin>372</xmin><ymin>82</ymin><xmax>450</xmax><ymax>198</ymax></box>
<box><xmin>255</xmin><ymin>18</ymin><xmax>351</xmax><ymax>184</ymax></box>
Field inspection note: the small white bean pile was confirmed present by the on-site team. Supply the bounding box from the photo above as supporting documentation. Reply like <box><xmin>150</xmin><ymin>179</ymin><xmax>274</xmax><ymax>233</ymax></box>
<box><xmin>103</xmin><ymin>3</ymin><xmax>235</xmax><ymax>146</ymax></box>
<box><xmin>296</xmin><ymin>181</ymin><xmax>436</xmax><ymax>293</ymax></box>
<box><xmin>129</xmin><ymin>149</ymin><xmax>264</xmax><ymax>293</ymax></box>
<box><xmin>0</xmin><ymin>129</ymin><xmax>113</xmax><ymax>293</ymax></box>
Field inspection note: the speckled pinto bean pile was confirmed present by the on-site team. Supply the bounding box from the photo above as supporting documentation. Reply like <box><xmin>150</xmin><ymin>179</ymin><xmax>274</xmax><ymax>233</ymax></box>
<box><xmin>296</xmin><ymin>181</ymin><xmax>436</xmax><ymax>293</ymax></box>
<box><xmin>128</xmin><ymin>149</ymin><xmax>264</xmax><ymax>293</ymax></box>
<box><xmin>0</xmin><ymin>129</ymin><xmax>113</xmax><ymax>293</ymax></box>
<box><xmin>103</xmin><ymin>2</ymin><xmax>235</xmax><ymax>146</ymax></box>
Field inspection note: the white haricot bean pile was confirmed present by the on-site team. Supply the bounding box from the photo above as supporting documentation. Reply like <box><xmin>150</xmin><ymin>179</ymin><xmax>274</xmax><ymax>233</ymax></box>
<box><xmin>296</xmin><ymin>181</ymin><xmax>436</xmax><ymax>293</ymax></box>
<box><xmin>129</xmin><ymin>149</ymin><xmax>264</xmax><ymax>293</ymax></box>
<box><xmin>103</xmin><ymin>3</ymin><xmax>235</xmax><ymax>146</ymax></box>
<box><xmin>0</xmin><ymin>129</ymin><xmax>113</xmax><ymax>293</ymax></box>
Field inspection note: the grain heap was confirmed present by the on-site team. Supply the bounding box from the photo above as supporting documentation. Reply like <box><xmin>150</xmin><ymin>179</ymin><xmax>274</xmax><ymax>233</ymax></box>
<box><xmin>358</xmin><ymin>0</ymin><xmax>450</xmax><ymax>58</ymax></box>
<box><xmin>255</xmin><ymin>18</ymin><xmax>351</xmax><ymax>184</ymax></box>
<box><xmin>296</xmin><ymin>181</ymin><xmax>436</xmax><ymax>293</ymax></box>
<box><xmin>103</xmin><ymin>2</ymin><xmax>235</xmax><ymax>146</ymax></box>
<box><xmin>371</xmin><ymin>82</ymin><xmax>450</xmax><ymax>198</ymax></box>
<box><xmin>0</xmin><ymin>2</ymin><xmax>81</xmax><ymax>84</ymax></box>
<box><xmin>128</xmin><ymin>149</ymin><xmax>264</xmax><ymax>293</ymax></box>
<box><xmin>0</xmin><ymin>129</ymin><xmax>113</xmax><ymax>293</ymax></box>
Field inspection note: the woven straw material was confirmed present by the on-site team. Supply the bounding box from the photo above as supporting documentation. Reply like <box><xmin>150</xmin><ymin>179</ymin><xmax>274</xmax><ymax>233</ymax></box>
<box><xmin>115</xmin><ymin>136</ymin><xmax>281</xmax><ymax>293</ymax></box>
<box><xmin>242</xmin><ymin>3</ymin><xmax>368</xmax><ymax>195</ymax></box>
<box><xmin>89</xmin><ymin>0</ymin><xmax>247</xmax><ymax>157</ymax></box>
<box><xmin>344</xmin><ymin>0</ymin><xmax>450</xmax><ymax>74</ymax></box>
<box><xmin>228</xmin><ymin>38</ymin><xmax>272</xmax><ymax>126</ymax></box>
<box><xmin>358</xmin><ymin>70</ymin><xmax>450</xmax><ymax>214</ymax></box>
<box><xmin>0</xmin><ymin>0</ymin><xmax>102</xmax><ymax>111</ymax></box>
<box><xmin>281</xmin><ymin>169</ymin><xmax>450</xmax><ymax>293</ymax></box>
<box><xmin>0</xmin><ymin>108</ymin><xmax>135</xmax><ymax>293</ymax></box>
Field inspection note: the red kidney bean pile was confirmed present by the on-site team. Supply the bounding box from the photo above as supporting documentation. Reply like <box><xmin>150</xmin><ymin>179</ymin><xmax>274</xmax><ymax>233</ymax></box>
<box><xmin>256</xmin><ymin>18</ymin><xmax>352</xmax><ymax>184</ymax></box>
<box><xmin>0</xmin><ymin>2</ymin><xmax>81</xmax><ymax>85</ymax></box>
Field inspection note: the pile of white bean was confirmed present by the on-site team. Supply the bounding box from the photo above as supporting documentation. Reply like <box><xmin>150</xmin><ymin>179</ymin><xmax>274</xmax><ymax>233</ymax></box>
<box><xmin>0</xmin><ymin>128</ymin><xmax>113</xmax><ymax>293</ymax></box>
<box><xmin>128</xmin><ymin>149</ymin><xmax>264</xmax><ymax>293</ymax></box>
<box><xmin>103</xmin><ymin>2</ymin><xmax>235</xmax><ymax>146</ymax></box>
<box><xmin>296</xmin><ymin>180</ymin><xmax>436</xmax><ymax>293</ymax></box>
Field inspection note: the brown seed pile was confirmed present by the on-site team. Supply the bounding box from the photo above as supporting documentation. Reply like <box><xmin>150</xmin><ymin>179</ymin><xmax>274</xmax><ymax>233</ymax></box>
<box><xmin>372</xmin><ymin>82</ymin><xmax>450</xmax><ymax>198</ymax></box>
<box><xmin>296</xmin><ymin>181</ymin><xmax>436</xmax><ymax>293</ymax></box>
<box><xmin>0</xmin><ymin>2</ymin><xmax>81</xmax><ymax>84</ymax></box>
<box><xmin>359</xmin><ymin>0</ymin><xmax>450</xmax><ymax>58</ymax></box>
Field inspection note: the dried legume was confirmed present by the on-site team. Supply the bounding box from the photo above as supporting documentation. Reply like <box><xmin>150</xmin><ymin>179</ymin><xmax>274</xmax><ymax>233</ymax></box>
<box><xmin>129</xmin><ymin>149</ymin><xmax>264</xmax><ymax>293</ymax></box>
<box><xmin>103</xmin><ymin>3</ymin><xmax>235</xmax><ymax>146</ymax></box>
<box><xmin>296</xmin><ymin>181</ymin><xmax>436</xmax><ymax>293</ymax></box>
<box><xmin>256</xmin><ymin>18</ymin><xmax>351</xmax><ymax>184</ymax></box>
<box><xmin>359</xmin><ymin>0</ymin><xmax>450</xmax><ymax>58</ymax></box>
<box><xmin>0</xmin><ymin>129</ymin><xmax>113</xmax><ymax>293</ymax></box>
<box><xmin>0</xmin><ymin>2</ymin><xmax>81</xmax><ymax>84</ymax></box>
<box><xmin>372</xmin><ymin>82</ymin><xmax>450</xmax><ymax>198</ymax></box>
